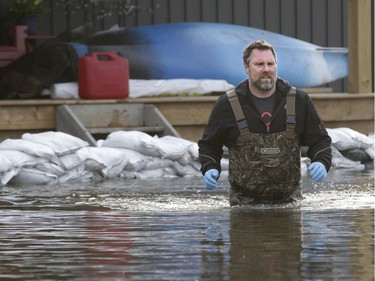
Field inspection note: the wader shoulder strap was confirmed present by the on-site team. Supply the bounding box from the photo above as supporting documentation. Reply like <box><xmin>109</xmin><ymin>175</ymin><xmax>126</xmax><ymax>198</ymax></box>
<box><xmin>226</xmin><ymin>89</ymin><xmax>251</xmax><ymax>138</ymax></box>
<box><xmin>286</xmin><ymin>87</ymin><xmax>297</xmax><ymax>139</ymax></box>
<box><xmin>226</xmin><ymin>87</ymin><xmax>296</xmax><ymax>139</ymax></box>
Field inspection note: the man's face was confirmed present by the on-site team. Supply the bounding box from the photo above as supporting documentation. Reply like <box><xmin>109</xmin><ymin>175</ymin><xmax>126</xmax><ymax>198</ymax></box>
<box><xmin>244</xmin><ymin>49</ymin><xmax>277</xmax><ymax>91</ymax></box>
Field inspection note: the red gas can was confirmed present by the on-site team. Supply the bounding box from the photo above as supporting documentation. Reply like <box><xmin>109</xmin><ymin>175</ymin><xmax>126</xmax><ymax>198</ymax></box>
<box><xmin>78</xmin><ymin>52</ymin><xmax>129</xmax><ymax>99</ymax></box>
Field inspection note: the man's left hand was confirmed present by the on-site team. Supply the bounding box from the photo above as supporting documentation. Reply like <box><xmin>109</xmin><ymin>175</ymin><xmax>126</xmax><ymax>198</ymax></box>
<box><xmin>308</xmin><ymin>162</ymin><xmax>327</xmax><ymax>182</ymax></box>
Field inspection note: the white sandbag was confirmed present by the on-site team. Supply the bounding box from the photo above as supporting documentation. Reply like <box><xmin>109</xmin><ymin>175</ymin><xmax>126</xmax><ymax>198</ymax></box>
<box><xmin>50</xmin><ymin>82</ymin><xmax>79</xmax><ymax>99</ymax></box>
<box><xmin>58</xmin><ymin>165</ymin><xmax>92</xmax><ymax>184</ymax></box>
<box><xmin>364</xmin><ymin>147</ymin><xmax>374</xmax><ymax>159</ymax></box>
<box><xmin>104</xmin><ymin>159</ymin><xmax>129</xmax><ymax>178</ymax></box>
<box><xmin>58</xmin><ymin>153</ymin><xmax>83</xmax><ymax>170</ymax></box>
<box><xmin>101</xmin><ymin>131</ymin><xmax>161</xmax><ymax>157</ymax></box>
<box><xmin>157</xmin><ymin>135</ymin><xmax>193</xmax><ymax>160</ymax></box>
<box><xmin>76</xmin><ymin>147</ymin><xmax>109</xmax><ymax>171</ymax></box>
<box><xmin>22</xmin><ymin>131</ymin><xmax>89</xmax><ymax>156</ymax></box>
<box><xmin>300</xmin><ymin>157</ymin><xmax>311</xmax><ymax>175</ymax></box>
<box><xmin>9</xmin><ymin>168</ymin><xmax>58</xmax><ymax>185</ymax></box>
<box><xmin>171</xmin><ymin>161</ymin><xmax>200</xmax><ymax>177</ymax></box>
<box><xmin>35</xmin><ymin>162</ymin><xmax>66</xmax><ymax>176</ymax></box>
<box><xmin>0</xmin><ymin>150</ymin><xmax>46</xmax><ymax>168</ymax></box>
<box><xmin>120</xmin><ymin>148</ymin><xmax>151</xmax><ymax>171</ymax></box>
<box><xmin>327</xmin><ymin>128</ymin><xmax>357</xmax><ymax>151</ymax></box>
<box><xmin>78</xmin><ymin>147</ymin><xmax>129</xmax><ymax>178</ymax></box>
<box><xmin>331</xmin><ymin>146</ymin><xmax>365</xmax><ymax>170</ymax></box>
<box><xmin>177</xmin><ymin>151</ymin><xmax>194</xmax><ymax>165</ymax></box>
<box><xmin>220</xmin><ymin>158</ymin><xmax>229</xmax><ymax>171</ymax></box>
<box><xmin>327</xmin><ymin>127</ymin><xmax>374</xmax><ymax>151</ymax></box>
<box><xmin>162</xmin><ymin>167</ymin><xmax>179</xmax><ymax>178</ymax></box>
<box><xmin>0</xmin><ymin>154</ymin><xmax>17</xmax><ymax>185</ymax></box>
<box><xmin>133</xmin><ymin>169</ymin><xmax>165</xmax><ymax>180</ymax></box>
<box><xmin>0</xmin><ymin>153</ymin><xmax>14</xmax><ymax>173</ymax></box>
<box><xmin>190</xmin><ymin>160</ymin><xmax>201</xmax><ymax>171</ymax></box>
<box><xmin>121</xmin><ymin>171</ymin><xmax>137</xmax><ymax>179</ymax></box>
<box><xmin>189</xmin><ymin>142</ymin><xmax>199</xmax><ymax>160</ymax></box>
<box><xmin>337</xmin><ymin>127</ymin><xmax>373</xmax><ymax>149</ymax></box>
<box><xmin>0</xmin><ymin>139</ymin><xmax>59</xmax><ymax>164</ymax></box>
<box><xmin>365</xmin><ymin>133</ymin><xmax>375</xmax><ymax>159</ymax></box>
<box><xmin>1</xmin><ymin>169</ymin><xmax>17</xmax><ymax>186</ymax></box>
<box><xmin>144</xmin><ymin>157</ymin><xmax>174</xmax><ymax>170</ymax></box>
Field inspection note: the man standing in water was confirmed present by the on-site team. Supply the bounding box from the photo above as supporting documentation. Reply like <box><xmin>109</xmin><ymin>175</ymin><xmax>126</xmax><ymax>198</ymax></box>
<box><xmin>198</xmin><ymin>40</ymin><xmax>332</xmax><ymax>206</ymax></box>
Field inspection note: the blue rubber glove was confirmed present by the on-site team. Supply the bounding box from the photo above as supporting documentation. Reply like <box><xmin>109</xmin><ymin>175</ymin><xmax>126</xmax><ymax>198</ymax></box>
<box><xmin>203</xmin><ymin>169</ymin><xmax>219</xmax><ymax>189</ymax></box>
<box><xmin>308</xmin><ymin>162</ymin><xmax>327</xmax><ymax>182</ymax></box>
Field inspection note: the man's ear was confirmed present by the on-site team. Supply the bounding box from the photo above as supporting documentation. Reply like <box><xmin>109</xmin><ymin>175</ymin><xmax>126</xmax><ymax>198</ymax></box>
<box><xmin>244</xmin><ymin>64</ymin><xmax>249</xmax><ymax>74</ymax></box>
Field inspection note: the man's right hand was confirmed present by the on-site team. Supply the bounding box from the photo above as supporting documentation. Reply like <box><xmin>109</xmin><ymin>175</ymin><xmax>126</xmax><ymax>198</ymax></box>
<box><xmin>203</xmin><ymin>169</ymin><xmax>219</xmax><ymax>189</ymax></box>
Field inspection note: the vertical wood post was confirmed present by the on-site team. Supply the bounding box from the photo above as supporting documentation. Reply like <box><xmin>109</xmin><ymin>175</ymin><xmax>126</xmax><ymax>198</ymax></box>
<box><xmin>348</xmin><ymin>0</ymin><xmax>373</xmax><ymax>93</ymax></box>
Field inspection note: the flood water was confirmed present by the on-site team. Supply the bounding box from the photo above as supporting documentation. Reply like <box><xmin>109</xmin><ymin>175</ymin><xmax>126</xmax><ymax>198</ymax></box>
<box><xmin>0</xmin><ymin>168</ymin><xmax>373</xmax><ymax>281</ymax></box>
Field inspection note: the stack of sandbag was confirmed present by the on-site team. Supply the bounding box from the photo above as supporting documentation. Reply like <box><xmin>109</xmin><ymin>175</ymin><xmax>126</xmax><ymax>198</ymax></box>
<box><xmin>0</xmin><ymin>130</ymin><xmax>204</xmax><ymax>186</ymax></box>
<box><xmin>326</xmin><ymin>127</ymin><xmax>374</xmax><ymax>170</ymax></box>
<box><xmin>0</xmin><ymin>132</ymin><xmax>92</xmax><ymax>185</ymax></box>
<box><xmin>97</xmin><ymin>131</ymin><xmax>202</xmax><ymax>179</ymax></box>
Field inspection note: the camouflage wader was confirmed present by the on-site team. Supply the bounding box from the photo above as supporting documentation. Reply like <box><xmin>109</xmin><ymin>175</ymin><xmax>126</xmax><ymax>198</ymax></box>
<box><xmin>226</xmin><ymin>88</ymin><xmax>302</xmax><ymax>205</ymax></box>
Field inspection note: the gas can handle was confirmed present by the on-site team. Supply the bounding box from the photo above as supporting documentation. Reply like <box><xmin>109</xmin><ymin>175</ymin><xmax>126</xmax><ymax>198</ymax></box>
<box><xmin>91</xmin><ymin>52</ymin><xmax>117</xmax><ymax>61</ymax></box>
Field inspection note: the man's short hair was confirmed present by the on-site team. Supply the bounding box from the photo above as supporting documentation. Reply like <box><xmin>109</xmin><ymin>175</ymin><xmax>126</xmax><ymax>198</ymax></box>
<box><xmin>243</xmin><ymin>40</ymin><xmax>277</xmax><ymax>65</ymax></box>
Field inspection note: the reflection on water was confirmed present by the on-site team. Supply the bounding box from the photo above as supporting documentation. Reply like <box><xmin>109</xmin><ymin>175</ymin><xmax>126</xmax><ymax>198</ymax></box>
<box><xmin>0</xmin><ymin>169</ymin><xmax>373</xmax><ymax>280</ymax></box>
<box><xmin>229</xmin><ymin>209</ymin><xmax>303</xmax><ymax>280</ymax></box>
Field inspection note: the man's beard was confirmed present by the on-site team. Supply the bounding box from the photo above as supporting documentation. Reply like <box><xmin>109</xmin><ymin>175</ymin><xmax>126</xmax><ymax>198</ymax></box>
<box><xmin>253</xmin><ymin>77</ymin><xmax>275</xmax><ymax>91</ymax></box>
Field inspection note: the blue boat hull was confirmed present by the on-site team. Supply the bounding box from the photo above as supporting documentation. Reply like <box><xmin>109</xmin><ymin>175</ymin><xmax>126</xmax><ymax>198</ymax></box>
<box><xmin>84</xmin><ymin>22</ymin><xmax>348</xmax><ymax>88</ymax></box>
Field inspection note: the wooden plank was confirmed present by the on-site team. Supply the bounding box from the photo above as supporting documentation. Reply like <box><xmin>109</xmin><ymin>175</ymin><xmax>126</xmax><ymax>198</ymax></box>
<box><xmin>0</xmin><ymin>105</ymin><xmax>55</xmax><ymax>130</ymax></box>
<box><xmin>152</xmin><ymin>102</ymin><xmax>213</xmax><ymax>126</ymax></box>
<box><xmin>65</xmin><ymin>104</ymin><xmax>145</xmax><ymax>127</ymax></box>
<box><xmin>310</xmin><ymin>93</ymin><xmax>374</xmax><ymax>121</ymax></box>
<box><xmin>348</xmin><ymin>0</ymin><xmax>372</xmax><ymax>93</ymax></box>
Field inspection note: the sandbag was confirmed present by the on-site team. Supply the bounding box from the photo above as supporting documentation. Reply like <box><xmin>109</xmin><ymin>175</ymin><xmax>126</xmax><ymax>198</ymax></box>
<box><xmin>22</xmin><ymin>131</ymin><xmax>89</xmax><ymax>156</ymax></box>
<box><xmin>0</xmin><ymin>150</ymin><xmax>46</xmax><ymax>168</ymax></box>
<box><xmin>144</xmin><ymin>157</ymin><xmax>174</xmax><ymax>170</ymax></box>
<box><xmin>9</xmin><ymin>168</ymin><xmax>57</xmax><ymax>185</ymax></box>
<box><xmin>58</xmin><ymin>153</ymin><xmax>83</xmax><ymax>170</ymax></box>
<box><xmin>35</xmin><ymin>162</ymin><xmax>66</xmax><ymax>176</ymax></box>
<box><xmin>341</xmin><ymin>148</ymin><xmax>371</xmax><ymax>162</ymax></box>
<box><xmin>331</xmin><ymin>146</ymin><xmax>365</xmax><ymax>170</ymax></box>
<box><xmin>0</xmin><ymin>138</ymin><xmax>59</xmax><ymax>164</ymax></box>
<box><xmin>58</xmin><ymin>165</ymin><xmax>93</xmax><ymax>184</ymax></box>
<box><xmin>0</xmin><ymin>154</ymin><xmax>17</xmax><ymax>185</ymax></box>
<box><xmin>101</xmin><ymin>131</ymin><xmax>160</xmax><ymax>157</ymax></box>
<box><xmin>156</xmin><ymin>135</ymin><xmax>193</xmax><ymax>160</ymax></box>
<box><xmin>327</xmin><ymin>128</ymin><xmax>373</xmax><ymax>151</ymax></box>
<box><xmin>119</xmin><ymin>148</ymin><xmax>151</xmax><ymax>172</ymax></box>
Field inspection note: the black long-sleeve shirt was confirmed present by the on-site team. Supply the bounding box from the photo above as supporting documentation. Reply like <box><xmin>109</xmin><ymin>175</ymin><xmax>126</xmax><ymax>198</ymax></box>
<box><xmin>198</xmin><ymin>78</ymin><xmax>332</xmax><ymax>175</ymax></box>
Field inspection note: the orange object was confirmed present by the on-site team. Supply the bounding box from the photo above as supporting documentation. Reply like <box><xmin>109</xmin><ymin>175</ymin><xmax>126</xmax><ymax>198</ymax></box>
<box><xmin>78</xmin><ymin>52</ymin><xmax>129</xmax><ymax>99</ymax></box>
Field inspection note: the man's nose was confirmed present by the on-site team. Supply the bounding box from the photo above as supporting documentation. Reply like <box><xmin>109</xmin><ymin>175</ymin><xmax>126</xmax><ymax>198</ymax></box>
<box><xmin>263</xmin><ymin>64</ymin><xmax>271</xmax><ymax>71</ymax></box>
